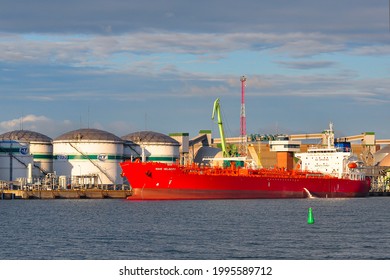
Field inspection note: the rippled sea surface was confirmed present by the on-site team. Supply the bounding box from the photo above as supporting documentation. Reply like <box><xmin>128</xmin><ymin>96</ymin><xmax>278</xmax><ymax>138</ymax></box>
<box><xmin>1</xmin><ymin>197</ymin><xmax>390</xmax><ymax>260</ymax></box>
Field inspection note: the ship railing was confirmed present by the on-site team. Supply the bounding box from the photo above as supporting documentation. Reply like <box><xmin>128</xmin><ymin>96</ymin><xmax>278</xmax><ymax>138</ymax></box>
<box><xmin>306</xmin><ymin>147</ymin><xmax>338</xmax><ymax>153</ymax></box>
<box><xmin>305</xmin><ymin>173</ymin><xmax>326</xmax><ymax>178</ymax></box>
<box><xmin>202</xmin><ymin>156</ymin><xmax>247</xmax><ymax>162</ymax></box>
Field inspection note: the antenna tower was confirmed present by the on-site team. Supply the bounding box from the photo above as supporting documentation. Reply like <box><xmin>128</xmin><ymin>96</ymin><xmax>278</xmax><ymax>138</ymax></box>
<box><xmin>239</xmin><ymin>76</ymin><xmax>247</xmax><ymax>155</ymax></box>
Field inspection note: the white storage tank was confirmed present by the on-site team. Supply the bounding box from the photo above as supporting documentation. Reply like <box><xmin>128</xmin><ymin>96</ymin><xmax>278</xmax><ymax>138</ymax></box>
<box><xmin>53</xmin><ymin>128</ymin><xmax>124</xmax><ymax>186</ymax></box>
<box><xmin>0</xmin><ymin>130</ymin><xmax>53</xmax><ymax>180</ymax></box>
<box><xmin>122</xmin><ymin>139</ymin><xmax>142</xmax><ymax>162</ymax></box>
<box><xmin>122</xmin><ymin>131</ymin><xmax>180</xmax><ymax>163</ymax></box>
<box><xmin>0</xmin><ymin>140</ymin><xmax>33</xmax><ymax>181</ymax></box>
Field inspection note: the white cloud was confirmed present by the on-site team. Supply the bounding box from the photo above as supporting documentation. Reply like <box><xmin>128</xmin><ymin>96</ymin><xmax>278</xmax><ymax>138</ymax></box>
<box><xmin>0</xmin><ymin>115</ymin><xmax>50</xmax><ymax>130</ymax></box>
<box><xmin>276</xmin><ymin>60</ymin><xmax>336</xmax><ymax>69</ymax></box>
<box><xmin>0</xmin><ymin>31</ymin><xmax>387</xmax><ymax>69</ymax></box>
<box><xmin>0</xmin><ymin>115</ymin><xmax>74</xmax><ymax>138</ymax></box>
<box><xmin>350</xmin><ymin>45</ymin><xmax>390</xmax><ymax>56</ymax></box>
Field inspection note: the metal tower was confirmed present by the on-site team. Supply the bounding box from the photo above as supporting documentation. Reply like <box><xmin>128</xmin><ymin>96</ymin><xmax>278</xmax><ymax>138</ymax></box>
<box><xmin>239</xmin><ymin>76</ymin><xmax>247</xmax><ymax>155</ymax></box>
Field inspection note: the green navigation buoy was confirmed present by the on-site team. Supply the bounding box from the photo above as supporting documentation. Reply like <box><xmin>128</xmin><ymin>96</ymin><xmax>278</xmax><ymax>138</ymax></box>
<box><xmin>307</xmin><ymin>207</ymin><xmax>314</xmax><ymax>224</ymax></box>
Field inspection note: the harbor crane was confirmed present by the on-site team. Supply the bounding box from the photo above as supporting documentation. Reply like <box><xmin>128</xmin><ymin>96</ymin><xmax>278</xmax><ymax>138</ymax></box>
<box><xmin>212</xmin><ymin>98</ymin><xmax>228</xmax><ymax>157</ymax></box>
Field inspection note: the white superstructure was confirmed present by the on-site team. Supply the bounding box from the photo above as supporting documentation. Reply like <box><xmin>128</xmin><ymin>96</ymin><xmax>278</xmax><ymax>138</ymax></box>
<box><xmin>295</xmin><ymin>123</ymin><xmax>366</xmax><ymax>180</ymax></box>
<box><xmin>269</xmin><ymin>135</ymin><xmax>301</xmax><ymax>152</ymax></box>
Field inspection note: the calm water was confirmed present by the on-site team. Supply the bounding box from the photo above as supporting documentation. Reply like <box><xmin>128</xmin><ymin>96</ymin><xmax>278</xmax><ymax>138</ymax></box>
<box><xmin>1</xmin><ymin>197</ymin><xmax>390</xmax><ymax>260</ymax></box>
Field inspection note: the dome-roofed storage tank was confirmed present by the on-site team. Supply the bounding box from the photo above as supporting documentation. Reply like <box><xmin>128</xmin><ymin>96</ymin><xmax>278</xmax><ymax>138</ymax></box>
<box><xmin>122</xmin><ymin>131</ymin><xmax>180</xmax><ymax>163</ymax></box>
<box><xmin>53</xmin><ymin>128</ymin><xmax>124</xmax><ymax>187</ymax></box>
<box><xmin>0</xmin><ymin>130</ymin><xmax>52</xmax><ymax>182</ymax></box>
<box><xmin>0</xmin><ymin>139</ymin><xmax>33</xmax><ymax>182</ymax></box>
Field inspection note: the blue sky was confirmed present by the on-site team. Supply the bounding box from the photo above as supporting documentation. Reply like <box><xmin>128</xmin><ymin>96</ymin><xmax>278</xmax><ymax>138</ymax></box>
<box><xmin>0</xmin><ymin>0</ymin><xmax>389</xmax><ymax>141</ymax></box>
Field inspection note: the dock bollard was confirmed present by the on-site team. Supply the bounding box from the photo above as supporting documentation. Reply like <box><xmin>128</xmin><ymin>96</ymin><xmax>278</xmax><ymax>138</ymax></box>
<box><xmin>307</xmin><ymin>207</ymin><xmax>314</xmax><ymax>224</ymax></box>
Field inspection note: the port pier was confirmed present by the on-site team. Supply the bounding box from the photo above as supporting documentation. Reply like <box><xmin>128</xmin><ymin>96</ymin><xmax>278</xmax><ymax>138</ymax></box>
<box><xmin>1</xmin><ymin>189</ymin><xmax>132</xmax><ymax>199</ymax></box>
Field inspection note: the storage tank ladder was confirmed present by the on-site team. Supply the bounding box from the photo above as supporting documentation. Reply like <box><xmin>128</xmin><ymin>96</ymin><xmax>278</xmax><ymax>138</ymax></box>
<box><xmin>0</xmin><ymin>145</ymin><xmax>50</xmax><ymax>178</ymax></box>
<box><xmin>68</xmin><ymin>143</ymin><xmax>116</xmax><ymax>185</ymax></box>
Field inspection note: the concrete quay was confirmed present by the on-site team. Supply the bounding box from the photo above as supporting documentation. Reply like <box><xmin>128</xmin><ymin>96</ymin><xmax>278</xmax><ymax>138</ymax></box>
<box><xmin>1</xmin><ymin>189</ymin><xmax>132</xmax><ymax>199</ymax></box>
<box><xmin>368</xmin><ymin>191</ymin><xmax>390</xmax><ymax>197</ymax></box>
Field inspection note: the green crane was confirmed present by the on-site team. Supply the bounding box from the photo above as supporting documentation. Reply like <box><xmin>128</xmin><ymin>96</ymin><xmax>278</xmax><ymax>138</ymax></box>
<box><xmin>212</xmin><ymin>98</ymin><xmax>228</xmax><ymax>157</ymax></box>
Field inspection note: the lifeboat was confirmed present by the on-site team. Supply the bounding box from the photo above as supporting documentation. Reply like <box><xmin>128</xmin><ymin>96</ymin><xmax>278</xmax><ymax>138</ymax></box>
<box><xmin>348</xmin><ymin>162</ymin><xmax>358</xmax><ymax>169</ymax></box>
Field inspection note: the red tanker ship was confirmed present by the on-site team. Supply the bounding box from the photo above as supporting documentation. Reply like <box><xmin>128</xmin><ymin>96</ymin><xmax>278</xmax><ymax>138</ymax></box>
<box><xmin>120</xmin><ymin>160</ymin><xmax>370</xmax><ymax>200</ymax></box>
<box><xmin>120</xmin><ymin>100</ymin><xmax>370</xmax><ymax>200</ymax></box>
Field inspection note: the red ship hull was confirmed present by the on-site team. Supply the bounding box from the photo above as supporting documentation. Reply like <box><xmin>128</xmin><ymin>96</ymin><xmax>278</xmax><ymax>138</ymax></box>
<box><xmin>120</xmin><ymin>161</ymin><xmax>371</xmax><ymax>200</ymax></box>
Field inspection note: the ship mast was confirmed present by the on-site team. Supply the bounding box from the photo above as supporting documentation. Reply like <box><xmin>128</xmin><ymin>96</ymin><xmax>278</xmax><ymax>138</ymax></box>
<box><xmin>323</xmin><ymin>122</ymin><xmax>335</xmax><ymax>149</ymax></box>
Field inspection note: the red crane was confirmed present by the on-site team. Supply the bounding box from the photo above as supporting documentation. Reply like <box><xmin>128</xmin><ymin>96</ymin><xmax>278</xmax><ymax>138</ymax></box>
<box><xmin>240</xmin><ymin>76</ymin><xmax>247</xmax><ymax>155</ymax></box>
